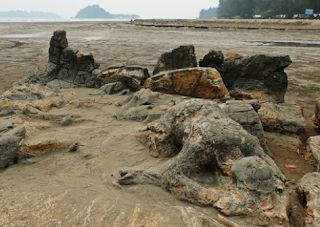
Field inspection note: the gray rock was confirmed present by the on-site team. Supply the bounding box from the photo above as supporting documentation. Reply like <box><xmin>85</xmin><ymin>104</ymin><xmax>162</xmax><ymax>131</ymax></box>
<box><xmin>61</xmin><ymin>116</ymin><xmax>73</xmax><ymax>127</ymax></box>
<box><xmin>0</xmin><ymin>136</ymin><xmax>23</xmax><ymax>168</ymax></box>
<box><xmin>0</xmin><ymin>105</ymin><xmax>19</xmax><ymax>117</ymax></box>
<box><xmin>199</xmin><ymin>50</ymin><xmax>224</xmax><ymax>67</ymax></box>
<box><xmin>3</xmin><ymin>126</ymin><xmax>26</xmax><ymax>137</ymax></box>
<box><xmin>104</xmin><ymin>82</ymin><xmax>126</xmax><ymax>95</ymax></box>
<box><xmin>0</xmin><ymin>120</ymin><xmax>13</xmax><ymax>134</ymax></box>
<box><xmin>232</xmin><ymin>156</ymin><xmax>274</xmax><ymax>193</ymax></box>
<box><xmin>49</xmin><ymin>30</ymin><xmax>68</xmax><ymax>64</ymax></box>
<box><xmin>153</xmin><ymin>45</ymin><xmax>197</xmax><ymax>75</ymax></box>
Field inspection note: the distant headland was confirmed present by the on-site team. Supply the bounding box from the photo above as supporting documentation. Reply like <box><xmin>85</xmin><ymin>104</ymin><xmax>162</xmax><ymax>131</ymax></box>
<box><xmin>75</xmin><ymin>5</ymin><xmax>140</xmax><ymax>19</ymax></box>
<box><xmin>0</xmin><ymin>10</ymin><xmax>60</xmax><ymax>18</ymax></box>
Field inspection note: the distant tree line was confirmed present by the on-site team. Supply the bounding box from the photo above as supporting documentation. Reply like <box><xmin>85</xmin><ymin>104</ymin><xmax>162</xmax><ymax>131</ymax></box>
<box><xmin>0</xmin><ymin>10</ymin><xmax>60</xmax><ymax>18</ymax></box>
<box><xmin>75</xmin><ymin>5</ymin><xmax>140</xmax><ymax>19</ymax></box>
<box><xmin>216</xmin><ymin>0</ymin><xmax>320</xmax><ymax>18</ymax></box>
<box><xmin>198</xmin><ymin>7</ymin><xmax>217</xmax><ymax>19</ymax></box>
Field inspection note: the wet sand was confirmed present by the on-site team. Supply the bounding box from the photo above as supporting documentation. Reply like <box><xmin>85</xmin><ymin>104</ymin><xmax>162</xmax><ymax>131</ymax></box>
<box><xmin>0</xmin><ymin>20</ymin><xmax>319</xmax><ymax>226</ymax></box>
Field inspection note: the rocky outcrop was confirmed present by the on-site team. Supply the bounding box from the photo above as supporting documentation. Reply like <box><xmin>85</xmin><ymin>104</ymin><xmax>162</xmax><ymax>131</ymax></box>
<box><xmin>200</xmin><ymin>51</ymin><xmax>292</xmax><ymax>103</ymax></box>
<box><xmin>119</xmin><ymin>99</ymin><xmax>289</xmax><ymax>226</ymax></box>
<box><xmin>220</xmin><ymin>100</ymin><xmax>272</xmax><ymax>157</ymax></box>
<box><xmin>114</xmin><ymin>88</ymin><xmax>163</xmax><ymax>123</ymax></box>
<box><xmin>95</xmin><ymin>65</ymin><xmax>149</xmax><ymax>91</ymax></box>
<box><xmin>296</xmin><ymin>172</ymin><xmax>320</xmax><ymax>227</ymax></box>
<box><xmin>312</xmin><ymin>98</ymin><xmax>320</xmax><ymax>127</ymax></box>
<box><xmin>153</xmin><ymin>45</ymin><xmax>197</xmax><ymax>75</ymax></box>
<box><xmin>305</xmin><ymin>136</ymin><xmax>320</xmax><ymax>171</ymax></box>
<box><xmin>23</xmin><ymin>30</ymin><xmax>100</xmax><ymax>88</ymax></box>
<box><xmin>258</xmin><ymin>102</ymin><xmax>306</xmax><ymax>141</ymax></box>
<box><xmin>145</xmin><ymin>68</ymin><xmax>229</xmax><ymax>99</ymax></box>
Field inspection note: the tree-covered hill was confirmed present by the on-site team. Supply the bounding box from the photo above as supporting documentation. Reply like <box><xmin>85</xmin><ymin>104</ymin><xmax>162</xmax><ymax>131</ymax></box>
<box><xmin>75</xmin><ymin>5</ymin><xmax>140</xmax><ymax>19</ymax></box>
<box><xmin>215</xmin><ymin>0</ymin><xmax>320</xmax><ymax>18</ymax></box>
<box><xmin>0</xmin><ymin>10</ymin><xmax>60</xmax><ymax>18</ymax></box>
<box><xmin>197</xmin><ymin>7</ymin><xmax>218</xmax><ymax>19</ymax></box>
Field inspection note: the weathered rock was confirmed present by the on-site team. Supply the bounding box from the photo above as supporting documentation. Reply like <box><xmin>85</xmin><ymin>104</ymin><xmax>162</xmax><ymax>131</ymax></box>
<box><xmin>200</xmin><ymin>52</ymin><xmax>292</xmax><ymax>103</ymax></box>
<box><xmin>0</xmin><ymin>136</ymin><xmax>23</xmax><ymax>168</ymax></box>
<box><xmin>258</xmin><ymin>102</ymin><xmax>306</xmax><ymax>141</ymax></box>
<box><xmin>220</xmin><ymin>100</ymin><xmax>272</xmax><ymax>157</ymax></box>
<box><xmin>22</xmin><ymin>104</ymin><xmax>67</xmax><ymax>120</ymax></box>
<box><xmin>153</xmin><ymin>45</ymin><xmax>197</xmax><ymax>75</ymax></box>
<box><xmin>115</xmin><ymin>88</ymin><xmax>163</xmax><ymax>122</ymax></box>
<box><xmin>0</xmin><ymin>120</ymin><xmax>13</xmax><ymax>134</ymax></box>
<box><xmin>24</xmin><ymin>63</ymin><xmax>60</xmax><ymax>84</ymax></box>
<box><xmin>312</xmin><ymin>98</ymin><xmax>320</xmax><ymax>127</ymax></box>
<box><xmin>49</xmin><ymin>30</ymin><xmax>68</xmax><ymax>64</ymax></box>
<box><xmin>19</xmin><ymin>140</ymin><xmax>72</xmax><ymax>155</ymax></box>
<box><xmin>120</xmin><ymin>99</ymin><xmax>289</xmax><ymax>226</ymax></box>
<box><xmin>96</xmin><ymin>65</ymin><xmax>149</xmax><ymax>91</ymax></box>
<box><xmin>61</xmin><ymin>116</ymin><xmax>73</xmax><ymax>127</ymax></box>
<box><xmin>305</xmin><ymin>136</ymin><xmax>320</xmax><ymax>171</ymax></box>
<box><xmin>97</xmin><ymin>82</ymin><xmax>126</xmax><ymax>95</ymax></box>
<box><xmin>0</xmin><ymin>105</ymin><xmax>19</xmax><ymax>117</ymax></box>
<box><xmin>296</xmin><ymin>172</ymin><xmax>320</xmax><ymax>227</ymax></box>
<box><xmin>3</xmin><ymin>126</ymin><xmax>26</xmax><ymax>138</ymax></box>
<box><xmin>145</xmin><ymin>68</ymin><xmax>229</xmax><ymax>99</ymax></box>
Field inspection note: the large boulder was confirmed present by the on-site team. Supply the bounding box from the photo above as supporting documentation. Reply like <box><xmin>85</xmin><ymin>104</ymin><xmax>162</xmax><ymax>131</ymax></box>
<box><xmin>312</xmin><ymin>98</ymin><xmax>320</xmax><ymax>127</ymax></box>
<box><xmin>258</xmin><ymin>102</ymin><xmax>306</xmax><ymax>141</ymax></box>
<box><xmin>153</xmin><ymin>45</ymin><xmax>197</xmax><ymax>75</ymax></box>
<box><xmin>200</xmin><ymin>52</ymin><xmax>292</xmax><ymax>103</ymax></box>
<box><xmin>95</xmin><ymin>65</ymin><xmax>149</xmax><ymax>91</ymax></box>
<box><xmin>49</xmin><ymin>30</ymin><xmax>68</xmax><ymax>64</ymax></box>
<box><xmin>119</xmin><ymin>99</ymin><xmax>289</xmax><ymax>226</ymax></box>
<box><xmin>296</xmin><ymin>172</ymin><xmax>320</xmax><ymax>227</ymax></box>
<box><xmin>145</xmin><ymin>68</ymin><xmax>229</xmax><ymax>99</ymax></box>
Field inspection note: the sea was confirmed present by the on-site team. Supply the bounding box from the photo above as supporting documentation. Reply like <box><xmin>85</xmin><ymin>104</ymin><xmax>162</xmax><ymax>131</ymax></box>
<box><xmin>0</xmin><ymin>17</ymin><xmax>132</xmax><ymax>23</ymax></box>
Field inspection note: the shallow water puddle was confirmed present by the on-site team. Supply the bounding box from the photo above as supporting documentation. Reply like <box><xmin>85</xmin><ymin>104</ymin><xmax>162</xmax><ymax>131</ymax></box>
<box><xmin>244</xmin><ymin>41</ymin><xmax>320</xmax><ymax>48</ymax></box>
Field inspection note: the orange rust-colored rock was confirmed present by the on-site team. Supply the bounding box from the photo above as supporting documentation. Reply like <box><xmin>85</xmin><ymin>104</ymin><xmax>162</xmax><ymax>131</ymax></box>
<box><xmin>20</xmin><ymin>142</ymin><xmax>71</xmax><ymax>155</ymax></box>
<box><xmin>145</xmin><ymin>68</ymin><xmax>229</xmax><ymax>99</ymax></box>
<box><xmin>232</xmin><ymin>91</ymin><xmax>269</xmax><ymax>103</ymax></box>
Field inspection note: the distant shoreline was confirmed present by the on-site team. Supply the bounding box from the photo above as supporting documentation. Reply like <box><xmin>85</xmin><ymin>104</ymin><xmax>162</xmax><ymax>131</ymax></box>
<box><xmin>0</xmin><ymin>17</ymin><xmax>131</xmax><ymax>23</ymax></box>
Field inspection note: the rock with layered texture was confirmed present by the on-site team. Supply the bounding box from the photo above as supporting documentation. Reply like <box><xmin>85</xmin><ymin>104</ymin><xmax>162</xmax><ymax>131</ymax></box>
<box><xmin>296</xmin><ymin>172</ymin><xmax>320</xmax><ymax>227</ymax></box>
<box><xmin>145</xmin><ymin>68</ymin><xmax>229</xmax><ymax>99</ymax></box>
<box><xmin>305</xmin><ymin>136</ymin><xmax>320</xmax><ymax>171</ymax></box>
<box><xmin>119</xmin><ymin>99</ymin><xmax>289</xmax><ymax>226</ymax></box>
<box><xmin>200</xmin><ymin>51</ymin><xmax>292</xmax><ymax>103</ymax></box>
<box><xmin>312</xmin><ymin>98</ymin><xmax>320</xmax><ymax>127</ymax></box>
<box><xmin>95</xmin><ymin>65</ymin><xmax>149</xmax><ymax>91</ymax></box>
<box><xmin>258</xmin><ymin>102</ymin><xmax>306</xmax><ymax>141</ymax></box>
<box><xmin>220</xmin><ymin>100</ymin><xmax>272</xmax><ymax>157</ymax></box>
<box><xmin>153</xmin><ymin>45</ymin><xmax>197</xmax><ymax>75</ymax></box>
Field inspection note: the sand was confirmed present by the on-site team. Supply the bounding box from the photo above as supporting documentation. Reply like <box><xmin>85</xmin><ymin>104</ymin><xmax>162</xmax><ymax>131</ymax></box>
<box><xmin>0</xmin><ymin>20</ymin><xmax>319</xmax><ymax>226</ymax></box>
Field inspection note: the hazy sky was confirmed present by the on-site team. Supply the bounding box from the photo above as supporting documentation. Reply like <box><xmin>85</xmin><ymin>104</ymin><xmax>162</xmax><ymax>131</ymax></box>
<box><xmin>2</xmin><ymin>0</ymin><xmax>220</xmax><ymax>19</ymax></box>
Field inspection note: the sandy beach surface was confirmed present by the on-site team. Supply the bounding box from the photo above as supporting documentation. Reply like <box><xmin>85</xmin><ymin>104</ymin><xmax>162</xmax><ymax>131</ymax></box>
<box><xmin>0</xmin><ymin>20</ymin><xmax>319</xmax><ymax>226</ymax></box>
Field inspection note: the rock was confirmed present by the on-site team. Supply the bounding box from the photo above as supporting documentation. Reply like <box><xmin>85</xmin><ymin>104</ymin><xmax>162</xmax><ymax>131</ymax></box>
<box><xmin>0</xmin><ymin>136</ymin><xmax>23</xmax><ymax>168</ymax></box>
<box><xmin>232</xmin><ymin>156</ymin><xmax>274</xmax><ymax>193</ymax></box>
<box><xmin>19</xmin><ymin>140</ymin><xmax>72</xmax><ymax>155</ymax></box>
<box><xmin>95</xmin><ymin>65</ymin><xmax>149</xmax><ymax>91</ymax></box>
<box><xmin>145</xmin><ymin>68</ymin><xmax>229</xmax><ymax>99</ymax></box>
<box><xmin>220</xmin><ymin>100</ymin><xmax>272</xmax><ymax>157</ymax></box>
<box><xmin>199</xmin><ymin>50</ymin><xmax>224</xmax><ymax>67</ymax></box>
<box><xmin>200</xmin><ymin>52</ymin><xmax>292</xmax><ymax>103</ymax></box>
<box><xmin>305</xmin><ymin>136</ymin><xmax>320</xmax><ymax>171</ymax></box>
<box><xmin>103</xmin><ymin>82</ymin><xmax>126</xmax><ymax>95</ymax></box>
<box><xmin>61</xmin><ymin>116</ymin><xmax>73</xmax><ymax>127</ymax></box>
<box><xmin>114</xmin><ymin>88</ymin><xmax>162</xmax><ymax>122</ymax></box>
<box><xmin>312</xmin><ymin>98</ymin><xmax>320</xmax><ymax>127</ymax></box>
<box><xmin>24</xmin><ymin>63</ymin><xmax>60</xmax><ymax>84</ymax></box>
<box><xmin>3</xmin><ymin>126</ymin><xmax>26</xmax><ymax>138</ymax></box>
<box><xmin>0</xmin><ymin>120</ymin><xmax>13</xmax><ymax>134</ymax></box>
<box><xmin>0</xmin><ymin>105</ymin><xmax>19</xmax><ymax>117</ymax></box>
<box><xmin>258</xmin><ymin>102</ymin><xmax>306</xmax><ymax>141</ymax></box>
<box><xmin>68</xmin><ymin>142</ymin><xmax>79</xmax><ymax>152</ymax></box>
<box><xmin>46</xmin><ymin>79</ymin><xmax>75</xmax><ymax>91</ymax></box>
<box><xmin>22</xmin><ymin>104</ymin><xmax>67</xmax><ymax>120</ymax></box>
<box><xmin>120</xmin><ymin>99</ymin><xmax>289</xmax><ymax>226</ymax></box>
<box><xmin>153</xmin><ymin>45</ymin><xmax>197</xmax><ymax>75</ymax></box>
<box><xmin>49</xmin><ymin>30</ymin><xmax>68</xmax><ymax>64</ymax></box>
<box><xmin>296</xmin><ymin>172</ymin><xmax>320</xmax><ymax>227</ymax></box>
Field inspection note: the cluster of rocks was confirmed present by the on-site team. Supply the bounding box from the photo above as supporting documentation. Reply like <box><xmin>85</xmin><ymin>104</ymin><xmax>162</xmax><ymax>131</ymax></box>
<box><xmin>1</xmin><ymin>30</ymin><xmax>320</xmax><ymax>226</ymax></box>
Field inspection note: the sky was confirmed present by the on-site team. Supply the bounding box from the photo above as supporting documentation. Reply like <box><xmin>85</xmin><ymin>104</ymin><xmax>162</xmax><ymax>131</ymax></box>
<box><xmin>1</xmin><ymin>0</ymin><xmax>219</xmax><ymax>19</ymax></box>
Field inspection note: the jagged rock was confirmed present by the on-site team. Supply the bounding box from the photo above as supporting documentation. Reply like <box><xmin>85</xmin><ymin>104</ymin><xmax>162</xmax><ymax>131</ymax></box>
<box><xmin>258</xmin><ymin>102</ymin><xmax>306</xmax><ymax>141</ymax></box>
<box><xmin>153</xmin><ymin>45</ymin><xmax>197</xmax><ymax>75</ymax></box>
<box><xmin>0</xmin><ymin>136</ymin><xmax>23</xmax><ymax>168</ymax></box>
<box><xmin>114</xmin><ymin>89</ymin><xmax>162</xmax><ymax>122</ymax></box>
<box><xmin>220</xmin><ymin>100</ymin><xmax>272</xmax><ymax>157</ymax></box>
<box><xmin>296</xmin><ymin>172</ymin><xmax>320</xmax><ymax>227</ymax></box>
<box><xmin>199</xmin><ymin>50</ymin><xmax>224</xmax><ymax>67</ymax></box>
<box><xmin>200</xmin><ymin>52</ymin><xmax>292</xmax><ymax>103</ymax></box>
<box><xmin>49</xmin><ymin>30</ymin><xmax>68</xmax><ymax>64</ymax></box>
<box><xmin>24</xmin><ymin>63</ymin><xmax>60</xmax><ymax>84</ymax></box>
<box><xmin>120</xmin><ymin>99</ymin><xmax>289</xmax><ymax>226</ymax></box>
<box><xmin>305</xmin><ymin>136</ymin><xmax>320</xmax><ymax>171</ymax></box>
<box><xmin>312</xmin><ymin>98</ymin><xmax>320</xmax><ymax>127</ymax></box>
<box><xmin>95</xmin><ymin>65</ymin><xmax>149</xmax><ymax>91</ymax></box>
<box><xmin>145</xmin><ymin>68</ymin><xmax>229</xmax><ymax>99</ymax></box>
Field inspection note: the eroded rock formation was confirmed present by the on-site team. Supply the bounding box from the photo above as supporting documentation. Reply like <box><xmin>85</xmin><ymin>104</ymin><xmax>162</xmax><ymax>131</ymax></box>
<box><xmin>305</xmin><ymin>136</ymin><xmax>320</xmax><ymax>171</ymax></box>
<box><xmin>119</xmin><ymin>99</ymin><xmax>289</xmax><ymax>226</ymax></box>
<box><xmin>153</xmin><ymin>45</ymin><xmax>197</xmax><ymax>75</ymax></box>
<box><xmin>145</xmin><ymin>67</ymin><xmax>229</xmax><ymax>99</ymax></box>
<box><xmin>200</xmin><ymin>51</ymin><xmax>292</xmax><ymax>103</ymax></box>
